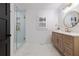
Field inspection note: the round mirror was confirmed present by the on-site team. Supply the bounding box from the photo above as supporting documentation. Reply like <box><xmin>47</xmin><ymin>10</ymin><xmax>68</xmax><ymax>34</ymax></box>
<box><xmin>63</xmin><ymin>11</ymin><xmax>79</xmax><ymax>28</ymax></box>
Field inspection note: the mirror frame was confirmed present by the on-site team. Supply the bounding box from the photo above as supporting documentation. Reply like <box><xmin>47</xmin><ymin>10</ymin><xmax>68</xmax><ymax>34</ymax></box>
<box><xmin>63</xmin><ymin>11</ymin><xmax>79</xmax><ymax>28</ymax></box>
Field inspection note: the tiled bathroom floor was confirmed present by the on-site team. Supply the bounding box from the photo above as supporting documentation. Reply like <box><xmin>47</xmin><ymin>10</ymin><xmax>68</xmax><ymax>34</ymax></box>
<box><xmin>14</xmin><ymin>42</ymin><xmax>61</xmax><ymax>56</ymax></box>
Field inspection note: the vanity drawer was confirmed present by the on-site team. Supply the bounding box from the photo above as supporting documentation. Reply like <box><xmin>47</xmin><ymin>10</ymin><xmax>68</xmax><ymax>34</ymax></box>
<box><xmin>63</xmin><ymin>42</ymin><xmax>73</xmax><ymax>49</ymax></box>
<box><xmin>63</xmin><ymin>35</ymin><xmax>74</xmax><ymax>43</ymax></box>
<box><xmin>64</xmin><ymin>49</ymin><xmax>73</xmax><ymax>56</ymax></box>
<box><xmin>63</xmin><ymin>45</ymin><xmax>74</xmax><ymax>56</ymax></box>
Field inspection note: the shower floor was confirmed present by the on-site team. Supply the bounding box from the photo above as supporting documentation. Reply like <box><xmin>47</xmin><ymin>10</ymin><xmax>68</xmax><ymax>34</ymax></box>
<box><xmin>16</xmin><ymin>40</ymin><xmax>26</xmax><ymax>49</ymax></box>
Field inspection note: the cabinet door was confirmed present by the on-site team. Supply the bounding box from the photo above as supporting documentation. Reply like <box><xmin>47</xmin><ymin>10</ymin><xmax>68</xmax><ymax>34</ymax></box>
<box><xmin>63</xmin><ymin>35</ymin><xmax>74</xmax><ymax>56</ymax></box>
<box><xmin>52</xmin><ymin>32</ymin><xmax>58</xmax><ymax>47</ymax></box>
<box><xmin>57</xmin><ymin>33</ymin><xmax>63</xmax><ymax>52</ymax></box>
<box><xmin>52</xmin><ymin>32</ymin><xmax>63</xmax><ymax>52</ymax></box>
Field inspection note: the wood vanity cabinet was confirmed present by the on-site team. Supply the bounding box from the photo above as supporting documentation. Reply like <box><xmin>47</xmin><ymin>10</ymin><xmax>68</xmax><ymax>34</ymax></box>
<box><xmin>52</xmin><ymin>32</ymin><xmax>79</xmax><ymax>56</ymax></box>
<box><xmin>52</xmin><ymin>32</ymin><xmax>63</xmax><ymax>53</ymax></box>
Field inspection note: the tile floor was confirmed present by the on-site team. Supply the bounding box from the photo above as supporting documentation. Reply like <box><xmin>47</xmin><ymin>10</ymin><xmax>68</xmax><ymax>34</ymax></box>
<box><xmin>14</xmin><ymin>41</ymin><xmax>61</xmax><ymax>56</ymax></box>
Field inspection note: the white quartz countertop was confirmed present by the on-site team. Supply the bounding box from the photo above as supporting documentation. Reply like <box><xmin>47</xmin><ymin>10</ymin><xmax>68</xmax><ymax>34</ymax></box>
<box><xmin>53</xmin><ymin>30</ymin><xmax>79</xmax><ymax>36</ymax></box>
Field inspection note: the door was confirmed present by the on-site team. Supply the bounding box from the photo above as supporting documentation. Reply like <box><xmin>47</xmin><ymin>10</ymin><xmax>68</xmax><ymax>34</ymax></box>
<box><xmin>0</xmin><ymin>3</ymin><xmax>10</xmax><ymax>56</ymax></box>
<box><xmin>15</xmin><ymin>8</ymin><xmax>26</xmax><ymax>48</ymax></box>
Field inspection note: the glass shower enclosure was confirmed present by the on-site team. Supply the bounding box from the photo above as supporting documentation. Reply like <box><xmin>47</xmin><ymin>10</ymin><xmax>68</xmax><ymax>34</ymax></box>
<box><xmin>15</xmin><ymin>6</ymin><xmax>26</xmax><ymax>49</ymax></box>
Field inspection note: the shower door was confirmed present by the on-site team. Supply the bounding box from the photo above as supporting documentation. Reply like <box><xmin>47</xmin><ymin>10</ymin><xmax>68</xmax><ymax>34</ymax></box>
<box><xmin>15</xmin><ymin>8</ymin><xmax>26</xmax><ymax>48</ymax></box>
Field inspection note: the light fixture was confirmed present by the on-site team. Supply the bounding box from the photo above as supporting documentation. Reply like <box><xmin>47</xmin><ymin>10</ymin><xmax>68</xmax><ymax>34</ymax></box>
<box><xmin>63</xmin><ymin>3</ymin><xmax>79</xmax><ymax>13</ymax></box>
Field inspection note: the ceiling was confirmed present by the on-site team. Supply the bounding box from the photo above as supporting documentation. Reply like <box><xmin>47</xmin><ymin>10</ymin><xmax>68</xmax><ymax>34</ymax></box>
<box><xmin>15</xmin><ymin>3</ymin><xmax>71</xmax><ymax>11</ymax></box>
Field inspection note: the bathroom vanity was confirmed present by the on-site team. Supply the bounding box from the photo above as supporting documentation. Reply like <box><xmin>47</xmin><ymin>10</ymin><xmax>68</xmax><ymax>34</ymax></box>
<box><xmin>52</xmin><ymin>31</ymin><xmax>79</xmax><ymax>56</ymax></box>
<box><xmin>53</xmin><ymin>7</ymin><xmax>79</xmax><ymax>56</ymax></box>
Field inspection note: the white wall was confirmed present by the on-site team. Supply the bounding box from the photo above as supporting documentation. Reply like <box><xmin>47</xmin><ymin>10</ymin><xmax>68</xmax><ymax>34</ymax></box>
<box><xmin>38</xmin><ymin>9</ymin><xmax>59</xmax><ymax>31</ymax></box>
<box><xmin>57</xmin><ymin>10</ymin><xmax>65</xmax><ymax>31</ymax></box>
<box><xmin>10</xmin><ymin>4</ymin><xmax>16</xmax><ymax>55</ymax></box>
<box><xmin>25</xmin><ymin>8</ymin><xmax>59</xmax><ymax>44</ymax></box>
<box><xmin>11</xmin><ymin>3</ymin><xmax>59</xmax><ymax>55</ymax></box>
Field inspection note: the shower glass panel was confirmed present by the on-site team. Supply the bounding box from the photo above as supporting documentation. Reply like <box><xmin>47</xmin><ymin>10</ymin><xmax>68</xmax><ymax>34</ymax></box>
<box><xmin>15</xmin><ymin>8</ymin><xmax>26</xmax><ymax>49</ymax></box>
